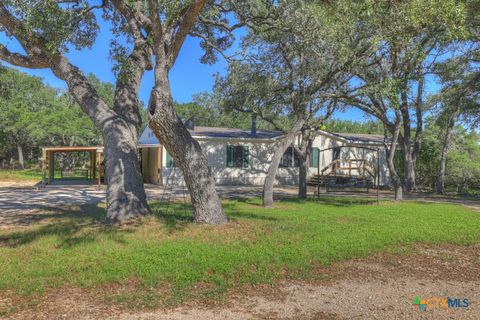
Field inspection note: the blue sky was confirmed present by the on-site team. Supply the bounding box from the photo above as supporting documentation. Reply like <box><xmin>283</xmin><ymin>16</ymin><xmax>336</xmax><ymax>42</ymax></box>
<box><xmin>1</xmin><ymin>16</ymin><xmax>433</xmax><ymax>123</ymax></box>
<box><xmin>1</xmin><ymin>24</ymin><xmax>225</xmax><ymax>105</ymax></box>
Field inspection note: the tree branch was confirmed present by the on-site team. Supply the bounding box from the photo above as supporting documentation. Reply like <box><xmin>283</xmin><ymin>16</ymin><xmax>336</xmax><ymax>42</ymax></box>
<box><xmin>110</xmin><ymin>0</ymin><xmax>150</xmax><ymax>40</ymax></box>
<box><xmin>167</xmin><ymin>0</ymin><xmax>207</xmax><ymax>69</ymax></box>
<box><xmin>0</xmin><ymin>44</ymin><xmax>48</xmax><ymax>68</ymax></box>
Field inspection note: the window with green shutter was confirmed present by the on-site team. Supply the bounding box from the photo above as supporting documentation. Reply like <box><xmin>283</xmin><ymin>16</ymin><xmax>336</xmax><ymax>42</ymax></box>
<box><xmin>243</xmin><ymin>145</ymin><xmax>249</xmax><ymax>168</ymax></box>
<box><xmin>310</xmin><ymin>147</ymin><xmax>319</xmax><ymax>168</ymax></box>
<box><xmin>226</xmin><ymin>145</ymin><xmax>249</xmax><ymax>168</ymax></box>
<box><xmin>226</xmin><ymin>145</ymin><xmax>233</xmax><ymax>167</ymax></box>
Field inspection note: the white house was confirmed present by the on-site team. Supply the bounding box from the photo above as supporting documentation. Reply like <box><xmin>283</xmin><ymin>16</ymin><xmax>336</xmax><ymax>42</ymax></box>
<box><xmin>138</xmin><ymin>122</ymin><xmax>390</xmax><ymax>187</ymax></box>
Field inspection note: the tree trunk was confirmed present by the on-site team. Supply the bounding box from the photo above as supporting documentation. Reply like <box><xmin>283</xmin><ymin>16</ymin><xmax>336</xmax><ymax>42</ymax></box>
<box><xmin>0</xmin><ymin>3</ymin><xmax>153</xmax><ymax>222</ymax></box>
<box><xmin>403</xmin><ymin>141</ymin><xmax>416</xmax><ymax>192</ymax></box>
<box><xmin>386</xmin><ymin>121</ymin><xmax>403</xmax><ymax>201</ymax></box>
<box><xmin>49</xmin><ymin>52</ymin><xmax>152</xmax><ymax>224</ymax></box>
<box><xmin>296</xmin><ymin>128</ymin><xmax>314</xmax><ymax>199</ymax></box>
<box><xmin>103</xmin><ymin>119</ymin><xmax>151</xmax><ymax>223</ymax></box>
<box><xmin>149</xmin><ymin>65</ymin><xmax>227</xmax><ymax>225</ymax></box>
<box><xmin>436</xmin><ymin>109</ymin><xmax>459</xmax><ymax>194</ymax></box>
<box><xmin>298</xmin><ymin>154</ymin><xmax>309</xmax><ymax>199</ymax></box>
<box><xmin>17</xmin><ymin>144</ymin><xmax>24</xmax><ymax>170</ymax></box>
<box><xmin>263</xmin><ymin>118</ymin><xmax>306</xmax><ymax>206</ymax></box>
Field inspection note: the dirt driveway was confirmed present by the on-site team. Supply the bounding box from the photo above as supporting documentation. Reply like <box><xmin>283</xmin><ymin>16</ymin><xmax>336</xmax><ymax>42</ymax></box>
<box><xmin>4</xmin><ymin>244</ymin><xmax>479</xmax><ymax>320</ymax></box>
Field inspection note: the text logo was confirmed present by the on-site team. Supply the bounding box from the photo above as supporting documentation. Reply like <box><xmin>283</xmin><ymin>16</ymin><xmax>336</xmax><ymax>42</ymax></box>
<box><xmin>413</xmin><ymin>296</ymin><xmax>469</xmax><ymax>311</ymax></box>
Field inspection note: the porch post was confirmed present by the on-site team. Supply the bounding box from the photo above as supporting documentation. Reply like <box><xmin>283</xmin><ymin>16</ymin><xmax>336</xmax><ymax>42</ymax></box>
<box><xmin>41</xmin><ymin>148</ymin><xmax>46</xmax><ymax>187</ymax></box>
<box><xmin>317</xmin><ymin>149</ymin><xmax>320</xmax><ymax>200</ymax></box>
<box><xmin>376</xmin><ymin>148</ymin><xmax>380</xmax><ymax>206</ymax></box>
<box><xmin>97</xmin><ymin>151</ymin><xmax>102</xmax><ymax>189</ymax></box>
<box><xmin>48</xmin><ymin>151</ymin><xmax>54</xmax><ymax>184</ymax></box>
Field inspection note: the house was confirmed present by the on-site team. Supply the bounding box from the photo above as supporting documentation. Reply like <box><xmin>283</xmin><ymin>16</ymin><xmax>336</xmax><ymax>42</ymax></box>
<box><xmin>138</xmin><ymin>120</ymin><xmax>390</xmax><ymax>187</ymax></box>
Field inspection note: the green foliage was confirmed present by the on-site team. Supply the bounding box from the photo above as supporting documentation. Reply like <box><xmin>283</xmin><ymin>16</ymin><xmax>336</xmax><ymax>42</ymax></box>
<box><xmin>2</xmin><ymin>0</ymin><xmax>99</xmax><ymax>53</ymax></box>
<box><xmin>175</xmin><ymin>93</ymin><xmax>274</xmax><ymax>130</ymax></box>
<box><xmin>0</xmin><ymin>65</ymin><xmax>58</xmax><ymax>162</ymax></box>
<box><xmin>323</xmin><ymin>119</ymin><xmax>384</xmax><ymax>135</ymax></box>
<box><xmin>0</xmin><ymin>66</ymin><xmax>104</xmax><ymax>166</ymax></box>
<box><xmin>0</xmin><ymin>198</ymin><xmax>479</xmax><ymax>307</ymax></box>
<box><xmin>216</xmin><ymin>0</ymin><xmax>370</xmax><ymax>131</ymax></box>
<box><xmin>445</xmin><ymin>129</ymin><xmax>480</xmax><ymax>192</ymax></box>
<box><xmin>416</xmin><ymin>118</ymin><xmax>480</xmax><ymax>191</ymax></box>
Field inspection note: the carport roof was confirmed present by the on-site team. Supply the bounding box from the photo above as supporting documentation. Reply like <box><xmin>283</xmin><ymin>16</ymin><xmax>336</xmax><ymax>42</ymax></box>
<box><xmin>40</xmin><ymin>146</ymin><xmax>104</xmax><ymax>153</ymax></box>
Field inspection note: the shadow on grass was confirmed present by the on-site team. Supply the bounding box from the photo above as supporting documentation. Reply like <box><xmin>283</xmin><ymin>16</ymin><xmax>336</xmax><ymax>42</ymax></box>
<box><xmin>0</xmin><ymin>204</ymin><xmax>133</xmax><ymax>248</ymax></box>
<box><xmin>305</xmin><ymin>196</ymin><xmax>378</xmax><ymax>207</ymax></box>
<box><xmin>222</xmin><ymin>201</ymin><xmax>280</xmax><ymax>222</ymax></box>
<box><xmin>150</xmin><ymin>200</ymin><xmax>280</xmax><ymax>226</ymax></box>
<box><xmin>150</xmin><ymin>202</ymin><xmax>193</xmax><ymax>233</ymax></box>
<box><xmin>0</xmin><ymin>195</ymin><xmax>380</xmax><ymax>249</ymax></box>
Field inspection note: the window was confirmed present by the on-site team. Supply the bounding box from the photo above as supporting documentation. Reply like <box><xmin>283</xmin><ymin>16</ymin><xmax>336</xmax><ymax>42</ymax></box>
<box><xmin>280</xmin><ymin>146</ymin><xmax>299</xmax><ymax>168</ymax></box>
<box><xmin>226</xmin><ymin>145</ymin><xmax>249</xmax><ymax>168</ymax></box>
<box><xmin>310</xmin><ymin>147</ymin><xmax>320</xmax><ymax>168</ymax></box>
<box><xmin>166</xmin><ymin>151</ymin><xmax>176</xmax><ymax>168</ymax></box>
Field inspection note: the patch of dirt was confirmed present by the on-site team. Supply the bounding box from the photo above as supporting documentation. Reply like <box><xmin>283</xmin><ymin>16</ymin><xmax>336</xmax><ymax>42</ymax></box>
<box><xmin>2</xmin><ymin>243</ymin><xmax>479</xmax><ymax>319</ymax></box>
<box><xmin>0</xmin><ymin>181</ymin><xmax>37</xmax><ymax>188</ymax></box>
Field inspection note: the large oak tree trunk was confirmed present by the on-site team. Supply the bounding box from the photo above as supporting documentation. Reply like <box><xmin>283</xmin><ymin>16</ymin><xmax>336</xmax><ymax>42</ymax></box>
<box><xmin>50</xmin><ymin>54</ymin><xmax>151</xmax><ymax>223</ymax></box>
<box><xmin>0</xmin><ymin>3</ymin><xmax>153</xmax><ymax>223</ymax></box>
<box><xmin>263</xmin><ymin>118</ymin><xmax>305</xmax><ymax>206</ymax></box>
<box><xmin>149</xmin><ymin>67</ymin><xmax>227</xmax><ymax>225</ymax></box>
<box><xmin>103</xmin><ymin>118</ymin><xmax>151</xmax><ymax>224</ymax></box>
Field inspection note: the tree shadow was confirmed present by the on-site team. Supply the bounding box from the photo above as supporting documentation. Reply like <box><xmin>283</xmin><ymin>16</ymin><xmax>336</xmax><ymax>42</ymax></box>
<box><xmin>305</xmin><ymin>196</ymin><xmax>378</xmax><ymax>207</ymax></box>
<box><xmin>221</xmin><ymin>200</ymin><xmax>281</xmax><ymax>222</ymax></box>
<box><xmin>0</xmin><ymin>204</ymin><xmax>134</xmax><ymax>248</ymax></box>
<box><xmin>150</xmin><ymin>202</ymin><xmax>194</xmax><ymax>233</ymax></box>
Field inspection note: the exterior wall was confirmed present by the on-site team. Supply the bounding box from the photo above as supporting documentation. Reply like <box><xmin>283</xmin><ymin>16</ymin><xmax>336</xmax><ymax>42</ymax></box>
<box><xmin>140</xmin><ymin>130</ymin><xmax>390</xmax><ymax>185</ymax></box>
<box><xmin>142</xmin><ymin>132</ymin><xmax>390</xmax><ymax>187</ymax></box>
<box><xmin>141</xmin><ymin>147</ymin><xmax>161</xmax><ymax>185</ymax></box>
<box><xmin>161</xmin><ymin>140</ymin><xmax>300</xmax><ymax>186</ymax></box>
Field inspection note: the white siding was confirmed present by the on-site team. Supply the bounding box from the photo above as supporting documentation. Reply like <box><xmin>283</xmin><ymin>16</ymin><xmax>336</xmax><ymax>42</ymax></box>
<box><xmin>162</xmin><ymin>140</ymin><xmax>300</xmax><ymax>186</ymax></box>
<box><xmin>158</xmin><ymin>133</ymin><xmax>390</xmax><ymax>186</ymax></box>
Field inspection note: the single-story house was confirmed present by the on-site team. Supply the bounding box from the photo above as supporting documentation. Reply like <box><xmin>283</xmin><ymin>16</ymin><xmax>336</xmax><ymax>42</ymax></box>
<box><xmin>138</xmin><ymin>120</ymin><xmax>390</xmax><ymax>187</ymax></box>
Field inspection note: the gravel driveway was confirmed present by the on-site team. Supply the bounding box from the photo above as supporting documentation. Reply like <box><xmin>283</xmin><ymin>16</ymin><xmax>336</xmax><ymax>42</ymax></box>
<box><xmin>5</xmin><ymin>244</ymin><xmax>479</xmax><ymax>320</ymax></box>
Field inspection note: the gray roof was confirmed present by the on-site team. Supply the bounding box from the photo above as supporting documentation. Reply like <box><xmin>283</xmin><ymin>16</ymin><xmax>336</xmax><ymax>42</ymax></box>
<box><xmin>139</xmin><ymin>125</ymin><xmax>385</xmax><ymax>145</ymax></box>
<box><xmin>188</xmin><ymin>126</ymin><xmax>283</xmax><ymax>140</ymax></box>
<box><xmin>332</xmin><ymin>132</ymin><xmax>385</xmax><ymax>144</ymax></box>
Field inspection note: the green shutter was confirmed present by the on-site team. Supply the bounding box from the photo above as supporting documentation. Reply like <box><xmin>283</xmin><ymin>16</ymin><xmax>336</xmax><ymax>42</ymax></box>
<box><xmin>311</xmin><ymin>148</ymin><xmax>319</xmax><ymax>168</ymax></box>
<box><xmin>166</xmin><ymin>151</ymin><xmax>173</xmax><ymax>168</ymax></box>
<box><xmin>226</xmin><ymin>145</ymin><xmax>233</xmax><ymax>167</ymax></box>
<box><xmin>243</xmin><ymin>145</ymin><xmax>249</xmax><ymax>168</ymax></box>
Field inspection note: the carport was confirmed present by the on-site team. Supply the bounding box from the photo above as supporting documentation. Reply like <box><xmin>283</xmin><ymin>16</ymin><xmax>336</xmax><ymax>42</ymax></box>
<box><xmin>40</xmin><ymin>146</ymin><xmax>104</xmax><ymax>187</ymax></box>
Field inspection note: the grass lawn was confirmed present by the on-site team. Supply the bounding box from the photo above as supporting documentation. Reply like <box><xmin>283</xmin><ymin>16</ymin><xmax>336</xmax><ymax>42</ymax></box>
<box><xmin>0</xmin><ymin>197</ymin><xmax>479</xmax><ymax>310</ymax></box>
<box><xmin>0</xmin><ymin>169</ymin><xmax>90</xmax><ymax>182</ymax></box>
<box><xmin>0</xmin><ymin>169</ymin><xmax>43</xmax><ymax>181</ymax></box>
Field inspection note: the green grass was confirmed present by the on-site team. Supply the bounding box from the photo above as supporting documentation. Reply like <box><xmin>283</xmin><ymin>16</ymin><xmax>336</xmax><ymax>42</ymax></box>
<box><xmin>0</xmin><ymin>197</ymin><xmax>479</xmax><ymax>309</ymax></box>
<box><xmin>0</xmin><ymin>169</ymin><xmax>43</xmax><ymax>181</ymax></box>
<box><xmin>0</xmin><ymin>168</ymin><xmax>91</xmax><ymax>182</ymax></box>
